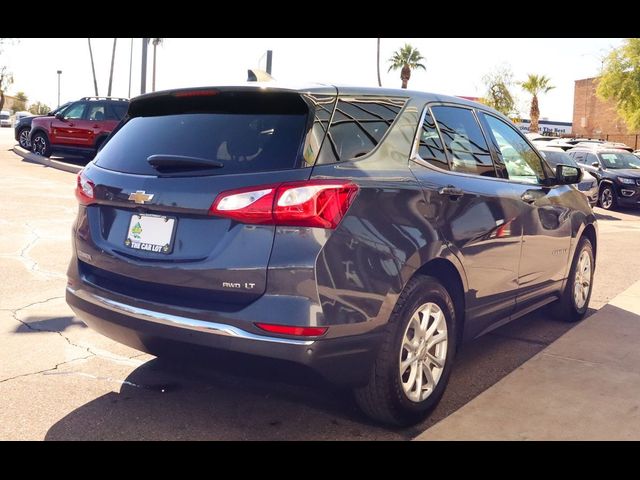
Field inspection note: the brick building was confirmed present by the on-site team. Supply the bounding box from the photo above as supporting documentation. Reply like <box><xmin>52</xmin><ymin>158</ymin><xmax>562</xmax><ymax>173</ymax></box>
<box><xmin>573</xmin><ymin>77</ymin><xmax>640</xmax><ymax>149</ymax></box>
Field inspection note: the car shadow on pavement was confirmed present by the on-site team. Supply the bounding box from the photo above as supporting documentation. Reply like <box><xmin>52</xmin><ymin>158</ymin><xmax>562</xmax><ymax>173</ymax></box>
<box><xmin>43</xmin><ymin>307</ymin><xmax>586</xmax><ymax>440</ymax></box>
<box><xmin>13</xmin><ymin>315</ymin><xmax>85</xmax><ymax>334</ymax></box>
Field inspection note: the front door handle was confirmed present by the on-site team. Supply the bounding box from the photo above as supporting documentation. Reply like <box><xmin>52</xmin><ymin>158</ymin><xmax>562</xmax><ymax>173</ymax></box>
<box><xmin>521</xmin><ymin>191</ymin><xmax>537</xmax><ymax>204</ymax></box>
<box><xmin>92</xmin><ymin>124</ymin><xmax>100</xmax><ymax>128</ymax></box>
<box><xmin>439</xmin><ymin>185</ymin><xmax>464</xmax><ymax>198</ymax></box>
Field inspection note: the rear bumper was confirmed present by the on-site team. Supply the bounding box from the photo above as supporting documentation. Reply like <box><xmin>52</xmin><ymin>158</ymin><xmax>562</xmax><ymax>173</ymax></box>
<box><xmin>66</xmin><ymin>286</ymin><xmax>383</xmax><ymax>386</ymax></box>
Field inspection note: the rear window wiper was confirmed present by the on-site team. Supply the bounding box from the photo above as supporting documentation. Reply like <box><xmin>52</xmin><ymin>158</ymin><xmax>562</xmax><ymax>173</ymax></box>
<box><xmin>147</xmin><ymin>154</ymin><xmax>224</xmax><ymax>170</ymax></box>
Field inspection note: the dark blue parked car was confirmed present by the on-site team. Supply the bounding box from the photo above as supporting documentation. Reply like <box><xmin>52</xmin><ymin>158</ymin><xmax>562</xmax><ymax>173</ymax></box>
<box><xmin>66</xmin><ymin>84</ymin><xmax>597</xmax><ymax>425</ymax></box>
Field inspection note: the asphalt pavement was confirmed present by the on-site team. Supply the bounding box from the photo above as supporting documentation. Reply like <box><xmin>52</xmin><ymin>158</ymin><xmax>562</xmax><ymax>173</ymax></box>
<box><xmin>2</xmin><ymin>126</ymin><xmax>640</xmax><ymax>440</ymax></box>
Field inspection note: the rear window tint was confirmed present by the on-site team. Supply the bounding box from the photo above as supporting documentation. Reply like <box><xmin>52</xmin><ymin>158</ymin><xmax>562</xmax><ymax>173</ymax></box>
<box><xmin>316</xmin><ymin>97</ymin><xmax>406</xmax><ymax>164</ymax></box>
<box><xmin>95</xmin><ymin>93</ymin><xmax>310</xmax><ymax>175</ymax></box>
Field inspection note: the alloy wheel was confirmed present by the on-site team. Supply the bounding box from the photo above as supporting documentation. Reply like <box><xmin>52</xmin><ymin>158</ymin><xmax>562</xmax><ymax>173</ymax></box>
<box><xmin>19</xmin><ymin>130</ymin><xmax>31</xmax><ymax>149</ymax></box>
<box><xmin>32</xmin><ymin>136</ymin><xmax>46</xmax><ymax>156</ymax></box>
<box><xmin>399</xmin><ymin>302</ymin><xmax>448</xmax><ymax>403</ymax></box>
<box><xmin>573</xmin><ymin>249</ymin><xmax>592</xmax><ymax>310</ymax></box>
<box><xmin>600</xmin><ymin>188</ymin><xmax>613</xmax><ymax>209</ymax></box>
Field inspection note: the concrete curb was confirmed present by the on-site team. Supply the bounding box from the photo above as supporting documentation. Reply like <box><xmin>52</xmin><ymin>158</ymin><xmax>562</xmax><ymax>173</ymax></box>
<box><xmin>12</xmin><ymin>146</ymin><xmax>83</xmax><ymax>174</ymax></box>
<box><xmin>413</xmin><ymin>278</ymin><xmax>640</xmax><ymax>440</ymax></box>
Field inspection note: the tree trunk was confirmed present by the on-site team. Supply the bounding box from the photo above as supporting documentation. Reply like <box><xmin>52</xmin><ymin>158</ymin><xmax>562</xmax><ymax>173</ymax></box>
<box><xmin>107</xmin><ymin>38</ymin><xmax>117</xmax><ymax>97</ymax></box>
<box><xmin>401</xmin><ymin>64</ymin><xmax>411</xmax><ymax>89</ymax></box>
<box><xmin>152</xmin><ymin>42</ymin><xmax>157</xmax><ymax>92</ymax></box>
<box><xmin>376</xmin><ymin>38</ymin><xmax>381</xmax><ymax>87</ymax></box>
<box><xmin>0</xmin><ymin>90</ymin><xmax>4</xmax><ymax>112</ymax></box>
<box><xmin>529</xmin><ymin>94</ymin><xmax>540</xmax><ymax>133</ymax></box>
<box><xmin>88</xmin><ymin>38</ymin><xmax>99</xmax><ymax>96</ymax></box>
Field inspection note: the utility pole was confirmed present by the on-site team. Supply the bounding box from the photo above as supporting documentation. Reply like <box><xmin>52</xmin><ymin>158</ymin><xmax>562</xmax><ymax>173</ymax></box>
<box><xmin>57</xmin><ymin>70</ymin><xmax>62</xmax><ymax>107</ymax></box>
<box><xmin>88</xmin><ymin>38</ymin><xmax>99</xmax><ymax>96</ymax></box>
<box><xmin>266</xmin><ymin>50</ymin><xmax>272</xmax><ymax>75</ymax></box>
<box><xmin>141</xmin><ymin>38</ymin><xmax>149</xmax><ymax>95</ymax></box>
<box><xmin>128</xmin><ymin>38</ymin><xmax>133</xmax><ymax>98</ymax></box>
<box><xmin>107</xmin><ymin>38</ymin><xmax>117</xmax><ymax>97</ymax></box>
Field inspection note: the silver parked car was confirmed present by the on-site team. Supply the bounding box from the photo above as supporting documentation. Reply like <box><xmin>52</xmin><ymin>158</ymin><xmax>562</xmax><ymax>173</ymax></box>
<box><xmin>538</xmin><ymin>146</ymin><xmax>598</xmax><ymax>206</ymax></box>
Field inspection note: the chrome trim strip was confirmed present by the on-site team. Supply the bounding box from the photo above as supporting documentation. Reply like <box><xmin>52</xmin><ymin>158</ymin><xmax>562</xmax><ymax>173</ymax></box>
<box><xmin>67</xmin><ymin>287</ymin><xmax>314</xmax><ymax>346</ymax></box>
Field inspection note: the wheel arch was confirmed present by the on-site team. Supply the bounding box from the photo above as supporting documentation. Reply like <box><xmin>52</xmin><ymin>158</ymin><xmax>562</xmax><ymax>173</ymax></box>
<box><xmin>412</xmin><ymin>257</ymin><xmax>467</xmax><ymax>344</ymax></box>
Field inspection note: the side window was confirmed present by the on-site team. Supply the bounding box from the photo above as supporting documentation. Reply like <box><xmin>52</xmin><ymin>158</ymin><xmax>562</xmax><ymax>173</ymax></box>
<box><xmin>415</xmin><ymin>109</ymin><xmax>448</xmax><ymax>170</ymax></box>
<box><xmin>584</xmin><ymin>152</ymin><xmax>598</xmax><ymax>166</ymax></box>
<box><xmin>109</xmin><ymin>103</ymin><xmax>128</xmax><ymax>120</ymax></box>
<box><xmin>64</xmin><ymin>102</ymin><xmax>87</xmax><ymax>120</ymax></box>
<box><xmin>572</xmin><ymin>151</ymin><xmax>586</xmax><ymax>164</ymax></box>
<box><xmin>481</xmin><ymin>113</ymin><xmax>547</xmax><ymax>185</ymax></box>
<box><xmin>86</xmin><ymin>103</ymin><xmax>106</xmax><ymax>121</ymax></box>
<box><xmin>430</xmin><ymin>106</ymin><xmax>495</xmax><ymax>177</ymax></box>
<box><xmin>317</xmin><ymin>97</ymin><xmax>406</xmax><ymax>164</ymax></box>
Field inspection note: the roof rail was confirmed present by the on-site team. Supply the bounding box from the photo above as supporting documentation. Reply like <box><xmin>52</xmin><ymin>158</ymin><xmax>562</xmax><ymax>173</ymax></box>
<box><xmin>81</xmin><ymin>96</ymin><xmax>129</xmax><ymax>102</ymax></box>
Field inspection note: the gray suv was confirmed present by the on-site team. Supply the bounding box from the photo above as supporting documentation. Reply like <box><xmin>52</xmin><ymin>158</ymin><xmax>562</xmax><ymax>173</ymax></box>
<box><xmin>66</xmin><ymin>84</ymin><xmax>597</xmax><ymax>426</ymax></box>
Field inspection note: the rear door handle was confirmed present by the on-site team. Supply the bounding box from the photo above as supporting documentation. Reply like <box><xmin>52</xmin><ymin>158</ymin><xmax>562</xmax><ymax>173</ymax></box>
<box><xmin>438</xmin><ymin>185</ymin><xmax>464</xmax><ymax>198</ymax></box>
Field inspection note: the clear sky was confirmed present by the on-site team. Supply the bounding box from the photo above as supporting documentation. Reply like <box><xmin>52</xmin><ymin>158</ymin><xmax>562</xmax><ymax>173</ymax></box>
<box><xmin>1</xmin><ymin>38</ymin><xmax>623</xmax><ymax>122</ymax></box>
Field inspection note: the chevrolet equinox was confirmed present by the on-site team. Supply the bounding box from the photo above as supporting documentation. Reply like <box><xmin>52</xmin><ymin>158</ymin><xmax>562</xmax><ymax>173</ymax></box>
<box><xmin>66</xmin><ymin>84</ymin><xmax>597</xmax><ymax>426</ymax></box>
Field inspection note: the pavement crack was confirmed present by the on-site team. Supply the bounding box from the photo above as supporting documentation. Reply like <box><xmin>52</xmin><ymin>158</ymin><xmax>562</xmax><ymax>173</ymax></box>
<box><xmin>9</xmin><ymin>296</ymin><xmax>99</xmax><ymax>359</ymax></box>
<box><xmin>0</xmin><ymin>354</ymin><xmax>94</xmax><ymax>384</ymax></box>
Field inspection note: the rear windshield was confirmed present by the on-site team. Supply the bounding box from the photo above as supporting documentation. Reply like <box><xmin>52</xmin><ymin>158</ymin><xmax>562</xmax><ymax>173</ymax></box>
<box><xmin>0</xmin><ymin>114</ymin><xmax>9</xmax><ymax>120</ymax></box>
<box><xmin>96</xmin><ymin>92</ymin><xmax>310</xmax><ymax>175</ymax></box>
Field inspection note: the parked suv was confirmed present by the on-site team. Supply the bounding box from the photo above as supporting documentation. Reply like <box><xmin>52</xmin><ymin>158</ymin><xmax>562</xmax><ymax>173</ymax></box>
<box><xmin>66</xmin><ymin>85</ymin><xmax>597</xmax><ymax>426</ymax></box>
<box><xmin>14</xmin><ymin>102</ymin><xmax>71</xmax><ymax>149</ymax></box>
<box><xmin>568</xmin><ymin>147</ymin><xmax>640</xmax><ymax>210</ymax></box>
<box><xmin>30</xmin><ymin>97</ymin><xmax>128</xmax><ymax>158</ymax></box>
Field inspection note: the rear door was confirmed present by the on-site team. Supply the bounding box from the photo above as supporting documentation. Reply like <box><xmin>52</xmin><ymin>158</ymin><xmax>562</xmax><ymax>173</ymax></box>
<box><xmin>75</xmin><ymin>88</ymin><xmax>336</xmax><ymax>308</ymax></box>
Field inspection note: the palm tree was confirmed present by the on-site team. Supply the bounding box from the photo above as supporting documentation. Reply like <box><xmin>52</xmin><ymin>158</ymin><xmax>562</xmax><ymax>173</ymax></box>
<box><xmin>519</xmin><ymin>74</ymin><xmax>555</xmax><ymax>134</ymax></box>
<box><xmin>88</xmin><ymin>38</ymin><xmax>99</xmax><ymax>96</ymax></box>
<box><xmin>376</xmin><ymin>38</ymin><xmax>382</xmax><ymax>87</ymax></box>
<box><xmin>151</xmin><ymin>38</ymin><xmax>163</xmax><ymax>92</ymax></box>
<box><xmin>387</xmin><ymin>44</ymin><xmax>426</xmax><ymax>89</ymax></box>
<box><xmin>107</xmin><ymin>38</ymin><xmax>117</xmax><ymax>96</ymax></box>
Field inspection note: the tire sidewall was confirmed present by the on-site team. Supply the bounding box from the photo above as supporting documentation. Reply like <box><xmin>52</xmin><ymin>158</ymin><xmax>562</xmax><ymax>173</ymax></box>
<box><xmin>568</xmin><ymin>238</ymin><xmax>594</xmax><ymax>316</ymax></box>
<box><xmin>388</xmin><ymin>279</ymin><xmax>457</xmax><ymax>418</ymax></box>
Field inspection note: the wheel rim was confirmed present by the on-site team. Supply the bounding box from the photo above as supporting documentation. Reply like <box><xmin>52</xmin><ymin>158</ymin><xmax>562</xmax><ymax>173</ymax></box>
<box><xmin>19</xmin><ymin>130</ymin><xmax>30</xmax><ymax>148</ymax></box>
<box><xmin>399</xmin><ymin>302</ymin><xmax>448</xmax><ymax>403</ymax></box>
<box><xmin>601</xmin><ymin>188</ymin><xmax>613</xmax><ymax>209</ymax></box>
<box><xmin>573</xmin><ymin>249</ymin><xmax>592</xmax><ymax>310</ymax></box>
<box><xmin>33</xmin><ymin>136</ymin><xmax>45</xmax><ymax>155</ymax></box>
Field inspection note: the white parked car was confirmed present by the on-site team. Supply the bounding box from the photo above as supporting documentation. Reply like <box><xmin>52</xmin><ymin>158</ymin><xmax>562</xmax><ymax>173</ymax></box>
<box><xmin>0</xmin><ymin>110</ymin><xmax>12</xmax><ymax>128</ymax></box>
<box><xmin>14</xmin><ymin>111</ymin><xmax>32</xmax><ymax>123</ymax></box>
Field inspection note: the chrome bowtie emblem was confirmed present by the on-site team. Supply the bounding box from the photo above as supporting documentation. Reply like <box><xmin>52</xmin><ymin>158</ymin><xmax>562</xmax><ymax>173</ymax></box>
<box><xmin>128</xmin><ymin>190</ymin><xmax>154</xmax><ymax>204</ymax></box>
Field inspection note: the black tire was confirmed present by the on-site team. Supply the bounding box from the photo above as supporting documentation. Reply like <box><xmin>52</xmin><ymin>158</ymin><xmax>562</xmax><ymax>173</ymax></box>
<box><xmin>31</xmin><ymin>131</ymin><xmax>51</xmax><ymax>157</ymax></box>
<box><xmin>551</xmin><ymin>237</ymin><xmax>594</xmax><ymax>322</ymax></box>
<box><xmin>354</xmin><ymin>275</ymin><xmax>457</xmax><ymax>426</ymax></box>
<box><xmin>18</xmin><ymin>127</ymin><xmax>31</xmax><ymax>149</ymax></box>
<box><xmin>598</xmin><ymin>184</ymin><xmax>617</xmax><ymax>210</ymax></box>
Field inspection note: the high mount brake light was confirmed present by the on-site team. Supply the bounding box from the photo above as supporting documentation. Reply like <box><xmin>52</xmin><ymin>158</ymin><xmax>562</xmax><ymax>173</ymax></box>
<box><xmin>173</xmin><ymin>89</ymin><xmax>220</xmax><ymax>97</ymax></box>
<box><xmin>209</xmin><ymin>180</ymin><xmax>359</xmax><ymax>229</ymax></box>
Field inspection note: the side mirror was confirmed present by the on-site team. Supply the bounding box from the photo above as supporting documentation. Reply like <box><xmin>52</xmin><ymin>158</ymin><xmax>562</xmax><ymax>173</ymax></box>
<box><xmin>556</xmin><ymin>164</ymin><xmax>582</xmax><ymax>185</ymax></box>
<box><xmin>592</xmin><ymin>161</ymin><xmax>600</xmax><ymax>168</ymax></box>
<box><xmin>54</xmin><ymin>112</ymin><xmax>65</xmax><ymax>120</ymax></box>
<box><xmin>46</xmin><ymin>111</ymin><xmax>53</xmax><ymax>116</ymax></box>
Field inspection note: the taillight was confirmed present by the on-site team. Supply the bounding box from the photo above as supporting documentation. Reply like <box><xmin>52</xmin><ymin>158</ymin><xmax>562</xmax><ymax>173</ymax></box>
<box><xmin>255</xmin><ymin>323</ymin><xmax>328</xmax><ymax>337</ymax></box>
<box><xmin>75</xmin><ymin>170</ymin><xmax>96</xmax><ymax>205</ymax></box>
<box><xmin>209</xmin><ymin>180</ymin><xmax>358</xmax><ymax>229</ymax></box>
